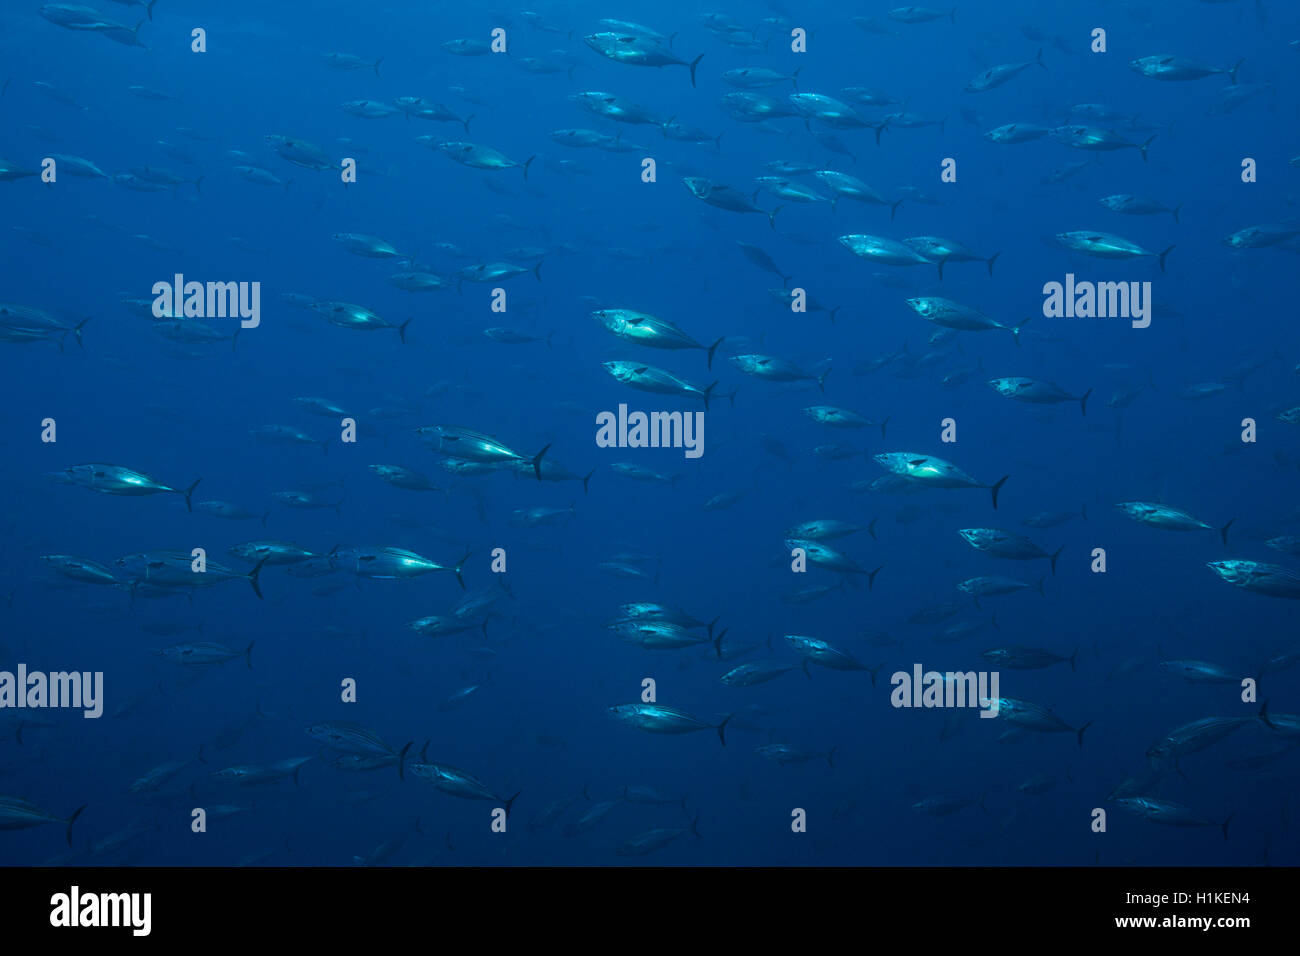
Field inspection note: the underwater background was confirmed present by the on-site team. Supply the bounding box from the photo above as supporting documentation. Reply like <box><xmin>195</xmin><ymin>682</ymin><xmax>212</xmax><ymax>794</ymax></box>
<box><xmin>1</xmin><ymin>0</ymin><xmax>1298</xmax><ymax>866</ymax></box>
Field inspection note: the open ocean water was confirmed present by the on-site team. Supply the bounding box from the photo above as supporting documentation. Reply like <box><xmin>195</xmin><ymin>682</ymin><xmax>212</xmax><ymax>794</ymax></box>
<box><xmin>1</xmin><ymin>0</ymin><xmax>1298</xmax><ymax>869</ymax></box>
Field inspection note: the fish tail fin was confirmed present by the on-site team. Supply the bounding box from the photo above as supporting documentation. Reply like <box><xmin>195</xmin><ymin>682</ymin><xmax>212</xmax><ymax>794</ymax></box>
<box><xmin>582</xmin><ymin>469</ymin><xmax>594</xmax><ymax>495</ymax></box>
<box><xmin>194</xmin><ymin>175</ymin><xmax>204</xmax><ymax>193</ymax></box>
<box><xmin>1035</xmin><ymin>576</ymin><xmax>1045</xmax><ymax>597</ymax></box>
<box><xmin>1259</xmin><ymin>699</ymin><xmax>1272</xmax><ymax>728</ymax></box>
<box><xmin>532</xmin><ymin>259</ymin><xmax>544</xmax><ymax>282</ymax></box>
<box><xmin>463</xmin><ymin>114</ymin><xmax>474</xmax><ymax>134</ymax></box>
<box><xmin>73</xmin><ymin>316</ymin><xmax>90</xmax><ymax>349</ymax></box>
<box><xmin>879</xmin><ymin>417</ymin><xmax>890</xmax><ymax>440</ymax></box>
<box><xmin>244</xmin><ymin>641</ymin><xmax>255</xmax><ymax>669</ymax></box>
<box><xmin>1050</xmin><ymin>546</ymin><xmax>1063</xmax><ymax>575</ymax></box>
<box><xmin>398</xmin><ymin>741</ymin><xmax>412</xmax><ymax>781</ymax></box>
<box><xmin>1229</xmin><ymin>58</ymin><xmax>1244</xmax><ymax>85</ymax></box>
<box><xmin>868</xmin><ymin>516</ymin><xmax>878</xmax><ymax>540</ymax></box>
<box><xmin>702</xmin><ymin>381</ymin><xmax>718</xmax><ymax>411</ymax></box>
<box><xmin>689</xmin><ymin>53</ymin><xmax>704</xmax><ymax>88</ymax></box>
<box><xmin>1219</xmin><ymin>519</ymin><xmax>1235</xmax><ymax>546</ymax></box>
<box><xmin>950</xmin><ymin>6</ymin><xmax>957</xmax><ymax>23</ymax></box>
<box><xmin>146</xmin><ymin>0</ymin><xmax>156</xmax><ymax>19</ymax></box>
<box><xmin>716</xmin><ymin>714</ymin><xmax>732</xmax><ymax>747</ymax></box>
<box><xmin>183</xmin><ymin>478</ymin><xmax>201</xmax><ymax>512</ymax></box>
<box><xmin>1171</xmin><ymin>202</ymin><xmax>1181</xmax><ymax>224</ymax></box>
<box><xmin>707</xmin><ymin>336</ymin><xmax>723</xmax><ymax>370</ymax></box>
<box><xmin>1076</xmin><ymin>721</ymin><xmax>1092</xmax><ymax>749</ymax></box>
<box><xmin>66</xmin><ymin>805</ymin><xmax>87</xmax><ymax>846</ymax></box>
<box><xmin>726</xmin><ymin>387</ymin><xmax>738</xmax><ymax>408</ymax></box>
<box><xmin>1138</xmin><ymin>135</ymin><xmax>1156</xmax><ymax>164</ymax></box>
<box><xmin>707</xmin><ymin>616</ymin><xmax>719</xmax><ymax>640</ymax></box>
<box><xmin>888</xmin><ymin>198</ymin><xmax>904</xmax><ymax>221</ymax></box>
<box><xmin>828</xmin><ymin>306</ymin><xmax>840</xmax><ymax>323</ymax></box>
<box><xmin>1036</xmin><ymin>48</ymin><xmax>1045</xmax><ymax>68</ymax></box>
<box><xmin>826</xmin><ymin>747</ymin><xmax>836</xmax><ymax>769</ymax></box>
<box><xmin>1080</xmin><ymin>388</ymin><xmax>1092</xmax><ymax>417</ymax></box>
<box><xmin>986</xmin><ymin>251</ymin><xmax>1000</xmax><ymax>276</ymax></box>
<box><xmin>1011</xmin><ymin>315</ymin><xmax>1032</xmax><ymax>346</ymax></box>
<box><xmin>1069</xmin><ymin>648</ymin><xmax>1078</xmax><ymax>672</ymax></box>
<box><xmin>521</xmin><ymin>155</ymin><xmax>535</xmax><ymax>180</ymax></box>
<box><xmin>1157</xmin><ymin>245</ymin><xmax>1174</xmax><ymax>273</ymax></box>
<box><xmin>817</xmin><ymin>366</ymin><xmax>831</xmax><ymax>393</ymax></box>
<box><xmin>398</xmin><ymin>317</ymin><xmax>413</xmax><ymax>343</ymax></box>
<box><xmin>868</xmin><ymin>565</ymin><xmax>883</xmax><ymax>590</ymax></box>
<box><xmin>531</xmin><ymin>444</ymin><xmax>551</xmax><ymax>480</ymax></box>
<box><xmin>936</xmin><ymin>255</ymin><xmax>948</xmax><ymax>281</ymax></box>
<box><xmin>867</xmin><ymin>662</ymin><xmax>882</xmax><ymax>687</ymax></box>
<box><xmin>990</xmin><ymin>475</ymin><xmax>1009</xmax><ymax>510</ymax></box>
<box><xmin>1222</xmin><ymin>813</ymin><xmax>1233</xmax><ymax>840</ymax></box>
<box><xmin>248</xmin><ymin>554</ymin><xmax>269</xmax><ymax>598</ymax></box>
<box><xmin>690</xmin><ymin>814</ymin><xmax>701</xmax><ymax>837</ymax></box>
<box><xmin>712</xmin><ymin>628</ymin><xmax>727</xmax><ymax>660</ymax></box>
<box><xmin>767</xmin><ymin>206</ymin><xmax>781</xmax><ymax>230</ymax></box>
<box><xmin>454</xmin><ymin>550</ymin><xmax>471</xmax><ymax>590</ymax></box>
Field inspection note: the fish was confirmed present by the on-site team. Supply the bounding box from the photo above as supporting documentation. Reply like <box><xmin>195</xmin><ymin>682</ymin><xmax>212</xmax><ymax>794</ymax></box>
<box><xmin>1053</xmin><ymin>231</ymin><xmax>1173</xmax><ymax>271</ymax></box>
<box><xmin>428</xmin><ymin>141</ymin><xmax>534</xmax><ymax>178</ymax></box>
<box><xmin>583</xmin><ymin>33</ymin><xmax>703</xmax><ymax>87</ymax></box>
<box><xmin>964</xmin><ymin>51</ymin><xmax>1045</xmax><ymax>91</ymax></box>
<box><xmin>683</xmin><ymin>177</ymin><xmax>779</xmax><ymax>227</ymax></box>
<box><xmin>839</xmin><ymin>234</ymin><xmax>935</xmax><ymax>270</ymax></box>
<box><xmin>603</xmin><ymin>361</ymin><xmax>721</xmax><ymax>408</ymax></box>
<box><xmin>958</xmin><ymin>575</ymin><xmax>1044</xmax><ymax>606</ymax></box>
<box><xmin>1114</xmin><ymin>797</ymin><xmax>1232</xmax><ymax>839</ymax></box>
<box><xmin>324</xmin><ymin>52</ymin><xmax>382</xmax><ymax>75</ymax></box>
<box><xmin>958</xmin><ymin>529</ymin><xmax>1062</xmax><ymax>573</ymax></box>
<box><xmin>57</xmin><ymin>464</ymin><xmax>201</xmax><ymax>511</ymax></box>
<box><xmin>755</xmin><ymin>744</ymin><xmax>835</xmax><ymax>767</ymax></box>
<box><xmin>874</xmin><ymin>453</ymin><xmax>1009</xmax><ymax>508</ymax></box>
<box><xmin>784</xmin><ymin>635</ymin><xmax>880</xmax><ymax>680</ymax></box>
<box><xmin>729</xmin><ymin>354</ymin><xmax>829</xmax><ymax>391</ymax></box>
<box><xmin>0</xmin><ymin>796</ymin><xmax>86</xmax><ymax>846</ymax></box>
<box><xmin>329</xmin><ymin>546</ymin><xmax>470</xmax><ymax>588</ymax></box>
<box><xmin>615</xmin><ymin>818</ymin><xmax>701</xmax><ymax>856</ymax></box>
<box><xmin>1100</xmin><ymin>194</ymin><xmax>1182</xmax><ymax>222</ymax></box>
<box><xmin>1116</xmin><ymin>502</ymin><xmax>1233</xmax><ymax>545</ymax></box>
<box><xmin>159</xmin><ymin>641</ymin><xmax>255</xmax><ymax>668</ymax></box>
<box><xmin>988</xmin><ymin>378</ymin><xmax>1091</xmax><ymax>415</ymax></box>
<box><xmin>906</xmin><ymin>298</ymin><xmax>1028</xmax><ymax>342</ymax></box>
<box><xmin>720</xmin><ymin>660</ymin><xmax>804</xmax><ymax>686</ymax></box>
<box><xmin>985</xmin><ymin>697</ymin><xmax>1091</xmax><ymax>748</ymax></box>
<box><xmin>608</xmin><ymin>704</ymin><xmax>731</xmax><ymax>745</ymax></box>
<box><xmin>1206</xmin><ymin>560</ymin><xmax>1300</xmax><ymax>599</ymax></box>
<box><xmin>592</xmin><ymin>310</ymin><xmax>722</xmax><ymax>368</ymax></box>
<box><xmin>1050</xmin><ymin>126</ymin><xmax>1155</xmax><ymax>162</ymax></box>
<box><xmin>1129</xmin><ymin>54</ymin><xmax>1243</xmax><ymax>83</ymax></box>
<box><xmin>981</xmin><ymin>646</ymin><xmax>1076</xmax><ymax>671</ymax></box>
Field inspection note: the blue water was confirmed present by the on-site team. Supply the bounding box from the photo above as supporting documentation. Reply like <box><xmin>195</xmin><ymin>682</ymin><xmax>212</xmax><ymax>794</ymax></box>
<box><xmin>2</xmin><ymin>0</ymin><xmax>1297</xmax><ymax>866</ymax></box>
